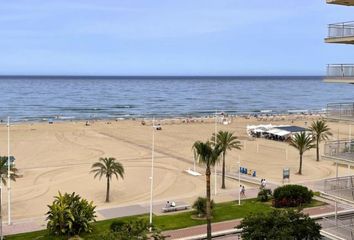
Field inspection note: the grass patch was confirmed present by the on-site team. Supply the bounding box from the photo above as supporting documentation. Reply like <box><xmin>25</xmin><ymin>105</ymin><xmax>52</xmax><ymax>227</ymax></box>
<box><xmin>313</xmin><ymin>191</ymin><xmax>321</xmax><ymax>197</ymax></box>
<box><xmin>153</xmin><ymin>199</ymin><xmax>271</xmax><ymax>231</ymax></box>
<box><xmin>6</xmin><ymin>198</ymin><xmax>325</xmax><ymax>239</ymax></box>
<box><xmin>262</xmin><ymin>198</ymin><xmax>327</xmax><ymax>209</ymax></box>
<box><xmin>301</xmin><ymin>199</ymin><xmax>327</xmax><ymax>208</ymax></box>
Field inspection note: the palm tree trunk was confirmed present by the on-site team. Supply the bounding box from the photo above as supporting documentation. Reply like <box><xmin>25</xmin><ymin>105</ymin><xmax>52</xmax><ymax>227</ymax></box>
<box><xmin>106</xmin><ymin>177</ymin><xmax>110</xmax><ymax>202</ymax></box>
<box><xmin>316</xmin><ymin>138</ymin><xmax>320</xmax><ymax>162</ymax></box>
<box><xmin>206</xmin><ymin>167</ymin><xmax>212</xmax><ymax>240</ymax></box>
<box><xmin>221</xmin><ymin>151</ymin><xmax>226</xmax><ymax>189</ymax></box>
<box><xmin>298</xmin><ymin>153</ymin><xmax>303</xmax><ymax>175</ymax></box>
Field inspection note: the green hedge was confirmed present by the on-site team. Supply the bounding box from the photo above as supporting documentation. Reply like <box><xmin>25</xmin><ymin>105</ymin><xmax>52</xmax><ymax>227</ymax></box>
<box><xmin>273</xmin><ymin>185</ymin><xmax>313</xmax><ymax>208</ymax></box>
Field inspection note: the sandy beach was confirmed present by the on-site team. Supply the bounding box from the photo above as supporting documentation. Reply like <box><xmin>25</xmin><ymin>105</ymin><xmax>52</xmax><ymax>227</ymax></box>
<box><xmin>0</xmin><ymin>115</ymin><xmax>352</xmax><ymax>220</ymax></box>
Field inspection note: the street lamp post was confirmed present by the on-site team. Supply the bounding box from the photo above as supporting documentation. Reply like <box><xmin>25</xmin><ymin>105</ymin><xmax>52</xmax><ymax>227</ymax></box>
<box><xmin>238</xmin><ymin>156</ymin><xmax>241</xmax><ymax>206</ymax></box>
<box><xmin>149</xmin><ymin>118</ymin><xmax>155</xmax><ymax>230</ymax></box>
<box><xmin>7</xmin><ymin>117</ymin><xmax>11</xmax><ymax>225</ymax></box>
<box><xmin>0</xmin><ymin>179</ymin><xmax>3</xmax><ymax>240</ymax></box>
<box><xmin>214</xmin><ymin>110</ymin><xmax>217</xmax><ymax>195</ymax></box>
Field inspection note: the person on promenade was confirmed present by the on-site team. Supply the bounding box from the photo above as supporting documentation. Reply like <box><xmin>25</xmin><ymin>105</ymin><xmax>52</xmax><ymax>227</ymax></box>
<box><xmin>263</xmin><ymin>179</ymin><xmax>267</xmax><ymax>188</ymax></box>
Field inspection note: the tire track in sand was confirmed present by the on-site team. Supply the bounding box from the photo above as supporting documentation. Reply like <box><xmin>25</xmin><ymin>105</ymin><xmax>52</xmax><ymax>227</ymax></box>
<box><xmin>99</xmin><ymin>132</ymin><xmax>193</xmax><ymax>165</ymax></box>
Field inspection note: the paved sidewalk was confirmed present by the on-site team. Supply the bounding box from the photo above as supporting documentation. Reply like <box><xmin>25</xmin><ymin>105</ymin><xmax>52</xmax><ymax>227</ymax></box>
<box><xmin>2</xmin><ymin>176</ymin><xmax>343</xmax><ymax>238</ymax></box>
<box><xmin>164</xmin><ymin>219</ymin><xmax>241</xmax><ymax>239</ymax></box>
<box><xmin>163</xmin><ymin>204</ymin><xmax>346</xmax><ymax>239</ymax></box>
<box><xmin>3</xmin><ymin>218</ymin><xmax>46</xmax><ymax>236</ymax></box>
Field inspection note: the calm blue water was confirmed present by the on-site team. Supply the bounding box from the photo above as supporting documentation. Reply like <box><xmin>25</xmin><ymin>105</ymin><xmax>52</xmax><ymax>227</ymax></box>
<box><xmin>0</xmin><ymin>76</ymin><xmax>353</xmax><ymax>122</ymax></box>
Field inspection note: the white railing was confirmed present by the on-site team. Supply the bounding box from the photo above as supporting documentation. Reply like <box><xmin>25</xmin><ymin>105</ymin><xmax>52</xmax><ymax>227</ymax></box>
<box><xmin>327</xmin><ymin>64</ymin><xmax>354</xmax><ymax>78</ymax></box>
<box><xmin>328</xmin><ymin>21</ymin><xmax>354</xmax><ymax>38</ymax></box>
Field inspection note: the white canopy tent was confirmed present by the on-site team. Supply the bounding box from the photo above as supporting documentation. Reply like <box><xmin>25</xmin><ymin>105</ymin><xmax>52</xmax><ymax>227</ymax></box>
<box><xmin>247</xmin><ymin>124</ymin><xmax>308</xmax><ymax>141</ymax></box>
<box><xmin>266</xmin><ymin>128</ymin><xmax>291</xmax><ymax>137</ymax></box>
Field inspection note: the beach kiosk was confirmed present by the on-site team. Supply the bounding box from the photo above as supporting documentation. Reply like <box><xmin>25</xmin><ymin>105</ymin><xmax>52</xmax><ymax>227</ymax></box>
<box><xmin>283</xmin><ymin>168</ymin><xmax>290</xmax><ymax>184</ymax></box>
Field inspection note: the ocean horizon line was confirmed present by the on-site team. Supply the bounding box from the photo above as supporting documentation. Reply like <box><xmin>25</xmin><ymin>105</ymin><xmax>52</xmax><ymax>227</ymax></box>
<box><xmin>0</xmin><ymin>75</ymin><xmax>324</xmax><ymax>80</ymax></box>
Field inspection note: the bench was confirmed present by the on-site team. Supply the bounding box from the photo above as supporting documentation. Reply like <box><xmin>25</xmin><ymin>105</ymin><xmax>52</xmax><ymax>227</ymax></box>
<box><xmin>162</xmin><ymin>204</ymin><xmax>190</xmax><ymax>212</ymax></box>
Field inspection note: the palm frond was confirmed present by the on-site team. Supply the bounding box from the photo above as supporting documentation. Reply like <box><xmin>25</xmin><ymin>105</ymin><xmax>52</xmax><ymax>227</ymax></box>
<box><xmin>90</xmin><ymin>157</ymin><xmax>124</xmax><ymax>181</ymax></box>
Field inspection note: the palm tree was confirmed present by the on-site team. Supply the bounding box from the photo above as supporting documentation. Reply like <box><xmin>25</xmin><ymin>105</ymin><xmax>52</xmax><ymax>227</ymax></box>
<box><xmin>90</xmin><ymin>157</ymin><xmax>124</xmax><ymax>202</ymax></box>
<box><xmin>288</xmin><ymin>132</ymin><xmax>315</xmax><ymax>175</ymax></box>
<box><xmin>193</xmin><ymin>141</ymin><xmax>222</xmax><ymax>240</ymax></box>
<box><xmin>211</xmin><ymin>131</ymin><xmax>242</xmax><ymax>189</ymax></box>
<box><xmin>0</xmin><ymin>156</ymin><xmax>20</xmax><ymax>185</ymax></box>
<box><xmin>309</xmin><ymin>120</ymin><xmax>332</xmax><ymax>162</ymax></box>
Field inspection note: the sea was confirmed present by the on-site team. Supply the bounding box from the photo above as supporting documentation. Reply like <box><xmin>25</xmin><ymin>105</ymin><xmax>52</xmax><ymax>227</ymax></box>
<box><xmin>0</xmin><ymin>76</ymin><xmax>353</xmax><ymax>122</ymax></box>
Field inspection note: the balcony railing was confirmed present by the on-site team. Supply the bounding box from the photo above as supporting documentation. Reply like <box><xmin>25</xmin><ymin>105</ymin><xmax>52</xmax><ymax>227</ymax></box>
<box><xmin>326</xmin><ymin>103</ymin><xmax>354</xmax><ymax>121</ymax></box>
<box><xmin>324</xmin><ymin>140</ymin><xmax>354</xmax><ymax>162</ymax></box>
<box><xmin>327</xmin><ymin>64</ymin><xmax>354</xmax><ymax>78</ymax></box>
<box><xmin>328</xmin><ymin>21</ymin><xmax>354</xmax><ymax>38</ymax></box>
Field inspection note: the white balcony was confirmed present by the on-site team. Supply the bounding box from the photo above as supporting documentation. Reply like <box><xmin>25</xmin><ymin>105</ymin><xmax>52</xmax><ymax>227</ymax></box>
<box><xmin>325</xmin><ymin>22</ymin><xmax>354</xmax><ymax>44</ymax></box>
<box><xmin>324</xmin><ymin>64</ymin><xmax>354</xmax><ymax>83</ymax></box>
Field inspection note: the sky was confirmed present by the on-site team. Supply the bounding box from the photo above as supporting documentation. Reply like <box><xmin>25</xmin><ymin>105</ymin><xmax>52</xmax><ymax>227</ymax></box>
<box><xmin>0</xmin><ymin>0</ymin><xmax>354</xmax><ymax>76</ymax></box>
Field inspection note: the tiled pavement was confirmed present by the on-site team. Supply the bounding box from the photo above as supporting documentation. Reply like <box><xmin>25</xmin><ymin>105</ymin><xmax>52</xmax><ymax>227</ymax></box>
<box><xmin>2</xmin><ymin>217</ymin><xmax>46</xmax><ymax>236</ymax></box>
<box><xmin>98</xmin><ymin>204</ymin><xmax>148</xmax><ymax>219</ymax></box>
<box><xmin>164</xmin><ymin>219</ymin><xmax>242</xmax><ymax>239</ymax></box>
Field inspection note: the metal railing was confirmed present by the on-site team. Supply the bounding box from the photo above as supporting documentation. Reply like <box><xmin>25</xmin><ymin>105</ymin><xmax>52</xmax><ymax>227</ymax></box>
<box><xmin>324</xmin><ymin>140</ymin><xmax>354</xmax><ymax>162</ymax></box>
<box><xmin>328</xmin><ymin>21</ymin><xmax>354</xmax><ymax>38</ymax></box>
<box><xmin>324</xmin><ymin>175</ymin><xmax>354</xmax><ymax>201</ymax></box>
<box><xmin>327</xmin><ymin>64</ymin><xmax>354</xmax><ymax>78</ymax></box>
<box><xmin>320</xmin><ymin>216</ymin><xmax>354</xmax><ymax>240</ymax></box>
<box><xmin>326</xmin><ymin>103</ymin><xmax>354</xmax><ymax>121</ymax></box>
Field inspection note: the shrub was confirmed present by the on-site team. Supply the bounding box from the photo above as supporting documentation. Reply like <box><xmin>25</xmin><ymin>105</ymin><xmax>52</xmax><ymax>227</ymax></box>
<box><xmin>273</xmin><ymin>185</ymin><xmax>313</xmax><ymax>208</ymax></box>
<box><xmin>110</xmin><ymin>220</ymin><xmax>125</xmax><ymax>232</ymax></box>
<box><xmin>257</xmin><ymin>188</ymin><xmax>272</xmax><ymax>202</ymax></box>
<box><xmin>237</xmin><ymin>209</ymin><xmax>321</xmax><ymax>240</ymax></box>
<box><xmin>192</xmin><ymin>197</ymin><xmax>214</xmax><ymax>217</ymax></box>
<box><xmin>87</xmin><ymin>220</ymin><xmax>166</xmax><ymax>240</ymax></box>
<box><xmin>46</xmin><ymin>192</ymin><xmax>96</xmax><ymax>236</ymax></box>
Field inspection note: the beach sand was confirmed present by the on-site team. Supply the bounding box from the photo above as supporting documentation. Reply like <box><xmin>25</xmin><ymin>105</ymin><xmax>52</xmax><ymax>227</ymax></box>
<box><xmin>0</xmin><ymin>116</ymin><xmax>352</xmax><ymax>220</ymax></box>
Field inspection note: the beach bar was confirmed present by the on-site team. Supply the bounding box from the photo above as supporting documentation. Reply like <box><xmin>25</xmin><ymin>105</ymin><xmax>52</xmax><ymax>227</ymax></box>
<box><xmin>247</xmin><ymin>124</ymin><xmax>308</xmax><ymax>141</ymax></box>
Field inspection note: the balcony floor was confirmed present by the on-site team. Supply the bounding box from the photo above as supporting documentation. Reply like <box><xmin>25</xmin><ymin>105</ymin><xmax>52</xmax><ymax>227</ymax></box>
<box><xmin>324</xmin><ymin>77</ymin><xmax>354</xmax><ymax>83</ymax></box>
<box><xmin>325</xmin><ymin>36</ymin><xmax>354</xmax><ymax>44</ymax></box>
<box><xmin>327</xmin><ymin>0</ymin><xmax>354</xmax><ymax>5</ymax></box>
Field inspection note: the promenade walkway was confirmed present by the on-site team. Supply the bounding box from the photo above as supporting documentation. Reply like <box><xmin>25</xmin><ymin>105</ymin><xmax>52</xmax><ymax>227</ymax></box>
<box><xmin>3</xmin><ymin>176</ymin><xmax>348</xmax><ymax>239</ymax></box>
<box><xmin>163</xmin><ymin>201</ymin><xmax>346</xmax><ymax>239</ymax></box>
